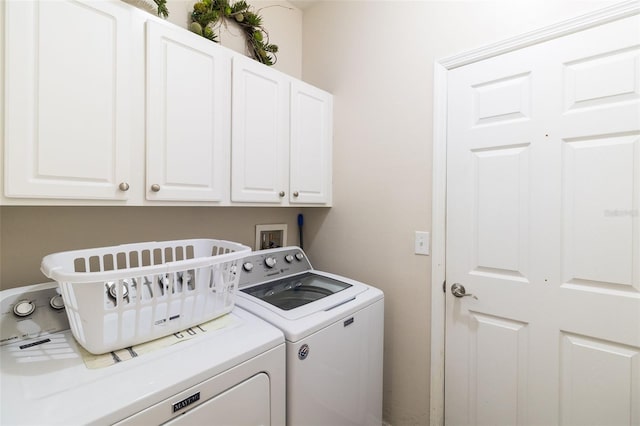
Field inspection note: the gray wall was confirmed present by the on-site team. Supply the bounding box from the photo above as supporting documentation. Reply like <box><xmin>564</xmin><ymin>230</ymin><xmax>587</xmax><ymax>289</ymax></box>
<box><xmin>0</xmin><ymin>206</ymin><xmax>309</xmax><ymax>287</ymax></box>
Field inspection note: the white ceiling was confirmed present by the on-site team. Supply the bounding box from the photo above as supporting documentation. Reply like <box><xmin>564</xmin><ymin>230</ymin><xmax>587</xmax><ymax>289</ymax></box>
<box><xmin>288</xmin><ymin>0</ymin><xmax>321</xmax><ymax>11</ymax></box>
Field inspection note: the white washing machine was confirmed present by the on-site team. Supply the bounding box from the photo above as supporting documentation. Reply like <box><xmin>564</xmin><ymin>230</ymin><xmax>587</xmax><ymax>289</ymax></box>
<box><xmin>0</xmin><ymin>281</ymin><xmax>286</xmax><ymax>425</ymax></box>
<box><xmin>235</xmin><ymin>247</ymin><xmax>384</xmax><ymax>426</ymax></box>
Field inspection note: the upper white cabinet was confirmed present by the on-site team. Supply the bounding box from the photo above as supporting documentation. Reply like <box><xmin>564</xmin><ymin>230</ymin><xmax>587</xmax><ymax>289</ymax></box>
<box><xmin>289</xmin><ymin>80</ymin><xmax>332</xmax><ymax>205</ymax></box>
<box><xmin>2</xmin><ymin>0</ymin><xmax>332</xmax><ymax>206</ymax></box>
<box><xmin>231</xmin><ymin>56</ymin><xmax>333</xmax><ymax>205</ymax></box>
<box><xmin>231</xmin><ymin>55</ymin><xmax>290</xmax><ymax>203</ymax></box>
<box><xmin>146</xmin><ymin>20</ymin><xmax>231</xmax><ymax>202</ymax></box>
<box><xmin>4</xmin><ymin>0</ymin><xmax>134</xmax><ymax>200</ymax></box>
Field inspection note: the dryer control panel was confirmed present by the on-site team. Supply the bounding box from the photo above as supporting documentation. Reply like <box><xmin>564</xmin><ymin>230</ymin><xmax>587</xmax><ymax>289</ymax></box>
<box><xmin>238</xmin><ymin>247</ymin><xmax>312</xmax><ymax>289</ymax></box>
<box><xmin>0</xmin><ymin>282</ymin><xmax>70</xmax><ymax>346</ymax></box>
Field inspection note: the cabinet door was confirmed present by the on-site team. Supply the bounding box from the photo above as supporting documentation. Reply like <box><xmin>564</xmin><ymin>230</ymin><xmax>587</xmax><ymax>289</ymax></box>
<box><xmin>4</xmin><ymin>0</ymin><xmax>133</xmax><ymax>200</ymax></box>
<box><xmin>231</xmin><ymin>56</ymin><xmax>289</xmax><ymax>203</ymax></box>
<box><xmin>289</xmin><ymin>81</ymin><xmax>333</xmax><ymax>205</ymax></box>
<box><xmin>146</xmin><ymin>21</ymin><xmax>231</xmax><ymax>202</ymax></box>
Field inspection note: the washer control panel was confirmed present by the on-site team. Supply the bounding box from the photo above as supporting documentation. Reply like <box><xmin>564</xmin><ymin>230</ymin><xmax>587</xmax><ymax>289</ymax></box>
<box><xmin>0</xmin><ymin>282</ymin><xmax>70</xmax><ymax>346</ymax></box>
<box><xmin>238</xmin><ymin>247</ymin><xmax>312</xmax><ymax>289</ymax></box>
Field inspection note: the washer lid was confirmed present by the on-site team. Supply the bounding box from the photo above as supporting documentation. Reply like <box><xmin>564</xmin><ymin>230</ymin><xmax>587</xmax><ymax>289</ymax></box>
<box><xmin>240</xmin><ymin>272</ymin><xmax>352</xmax><ymax>311</ymax></box>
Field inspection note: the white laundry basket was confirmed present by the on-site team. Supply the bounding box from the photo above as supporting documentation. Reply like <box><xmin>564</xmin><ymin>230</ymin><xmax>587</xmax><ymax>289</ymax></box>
<box><xmin>41</xmin><ymin>239</ymin><xmax>250</xmax><ymax>354</ymax></box>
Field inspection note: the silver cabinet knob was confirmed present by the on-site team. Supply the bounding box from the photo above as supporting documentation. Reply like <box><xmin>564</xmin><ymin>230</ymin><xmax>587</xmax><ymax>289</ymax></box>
<box><xmin>451</xmin><ymin>283</ymin><xmax>477</xmax><ymax>300</ymax></box>
<box><xmin>279</xmin><ymin>191</ymin><xmax>285</xmax><ymax>197</ymax></box>
<box><xmin>293</xmin><ymin>191</ymin><xmax>299</xmax><ymax>197</ymax></box>
<box><xmin>151</xmin><ymin>184</ymin><xmax>161</xmax><ymax>192</ymax></box>
<box><xmin>118</xmin><ymin>182</ymin><xmax>130</xmax><ymax>192</ymax></box>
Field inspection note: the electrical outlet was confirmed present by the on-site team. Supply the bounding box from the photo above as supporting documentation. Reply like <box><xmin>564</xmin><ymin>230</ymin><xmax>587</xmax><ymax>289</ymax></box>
<box><xmin>415</xmin><ymin>231</ymin><xmax>430</xmax><ymax>255</ymax></box>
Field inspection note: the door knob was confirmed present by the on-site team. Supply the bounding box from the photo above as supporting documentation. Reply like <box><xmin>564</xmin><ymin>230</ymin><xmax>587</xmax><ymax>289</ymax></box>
<box><xmin>451</xmin><ymin>283</ymin><xmax>477</xmax><ymax>300</ymax></box>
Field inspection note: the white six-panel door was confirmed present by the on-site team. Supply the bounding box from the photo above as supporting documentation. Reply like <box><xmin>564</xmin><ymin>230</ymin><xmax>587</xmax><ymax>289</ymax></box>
<box><xmin>445</xmin><ymin>13</ymin><xmax>640</xmax><ymax>426</ymax></box>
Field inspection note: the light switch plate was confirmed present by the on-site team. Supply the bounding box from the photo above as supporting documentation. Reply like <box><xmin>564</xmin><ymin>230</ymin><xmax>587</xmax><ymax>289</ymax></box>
<box><xmin>415</xmin><ymin>231</ymin><xmax>430</xmax><ymax>255</ymax></box>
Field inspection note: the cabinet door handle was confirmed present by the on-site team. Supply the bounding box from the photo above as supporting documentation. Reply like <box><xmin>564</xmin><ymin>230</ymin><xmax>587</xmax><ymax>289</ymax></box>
<box><xmin>151</xmin><ymin>184</ymin><xmax>161</xmax><ymax>192</ymax></box>
<box><xmin>293</xmin><ymin>191</ymin><xmax>299</xmax><ymax>197</ymax></box>
<box><xmin>279</xmin><ymin>191</ymin><xmax>285</xmax><ymax>197</ymax></box>
<box><xmin>118</xmin><ymin>182</ymin><xmax>130</xmax><ymax>192</ymax></box>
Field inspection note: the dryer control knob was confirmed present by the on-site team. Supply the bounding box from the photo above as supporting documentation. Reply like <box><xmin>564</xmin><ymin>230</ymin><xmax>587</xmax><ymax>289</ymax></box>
<box><xmin>243</xmin><ymin>262</ymin><xmax>254</xmax><ymax>272</ymax></box>
<box><xmin>13</xmin><ymin>300</ymin><xmax>36</xmax><ymax>317</ymax></box>
<box><xmin>265</xmin><ymin>257</ymin><xmax>277</xmax><ymax>268</ymax></box>
<box><xmin>49</xmin><ymin>294</ymin><xmax>65</xmax><ymax>310</ymax></box>
<box><xmin>295</xmin><ymin>253</ymin><xmax>304</xmax><ymax>261</ymax></box>
<box><xmin>285</xmin><ymin>254</ymin><xmax>294</xmax><ymax>263</ymax></box>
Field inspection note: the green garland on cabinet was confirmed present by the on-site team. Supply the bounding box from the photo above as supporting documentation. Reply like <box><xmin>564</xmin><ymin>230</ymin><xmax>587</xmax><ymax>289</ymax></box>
<box><xmin>189</xmin><ymin>0</ymin><xmax>279</xmax><ymax>66</ymax></box>
<box><xmin>146</xmin><ymin>0</ymin><xmax>169</xmax><ymax>18</ymax></box>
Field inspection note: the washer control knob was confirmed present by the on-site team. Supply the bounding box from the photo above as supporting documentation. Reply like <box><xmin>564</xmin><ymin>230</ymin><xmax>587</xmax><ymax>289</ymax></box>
<box><xmin>50</xmin><ymin>294</ymin><xmax>65</xmax><ymax>310</ymax></box>
<box><xmin>13</xmin><ymin>300</ymin><xmax>36</xmax><ymax>317</ymax></box>
<box><xmin>285</xmin><ymin>254</ymin><xmax>294</xmax><ymax>263</ymax></box>
<box><xmin>295</xmin><ymin>253</ymin><xmax>304</xmax><ymax>261</ymax></box>
<box><xmin>243</xmin><ymin>262</ymin><xmax>254</xmax><ymax>272</ymax></box>
<box><xmin>265</xmin><ymin>257</ymin><xmax>277</xmax><ymax>268</ymax></box>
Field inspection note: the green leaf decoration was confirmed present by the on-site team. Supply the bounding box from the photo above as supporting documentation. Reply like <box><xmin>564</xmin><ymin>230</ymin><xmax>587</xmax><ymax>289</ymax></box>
<box><xmin>189</xmin><ymin>0</ymin><xmax>278</xmax><ymax>66</ymax></box>
<box><xmin>142</xmin><ymin>0</ymin><xmax>168</xmax><ymax>18</ymax></box>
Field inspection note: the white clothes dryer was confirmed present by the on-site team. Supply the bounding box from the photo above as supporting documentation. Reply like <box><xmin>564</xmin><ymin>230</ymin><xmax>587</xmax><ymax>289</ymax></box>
<box><xmin>0</xmin><ymin>282</ymin><xmax>286</xmax><ymax>425</ymax></box>
<box><xmin>235</xmin><ymin>247</ymin><xmax>384</xmax><ymax>426</ymax></box>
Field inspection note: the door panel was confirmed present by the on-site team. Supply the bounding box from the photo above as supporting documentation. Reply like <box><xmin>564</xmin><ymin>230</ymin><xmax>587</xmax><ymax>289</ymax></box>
<box><xmin>470</xmin><ymin>313</ymin><xmax>529</xmax><ymax>426</ymax></box>
<box><xmin>560</xmin><ymin>333</ymin><xmax>640</xmax><ymax>426</ymax></box>
<box><xmin>562</xmin><ymin>135</ymin><xmax>638</xmax><ymax>287</ymax></box>
<box><xmin>563</xmin><ymin>46</ymin><xmax>639</xmax><ymax>111</ymax></box>
<box><xmin>231</xmin><ymin>56</ymin><xmax>289</xmax><ymax>203</ymax></box>
<box><xmin>146</xmin><ymin>20</ymin><xmax>231</xmax><ymax>201</ymax></box>
<box><xmin>4</xmin><ymin>0</ymin><xmax>132</xmax><ymax>200</ymax></box>
<box><xmin>471</xmin><ymin>144</ymin><xmax>530</xmax><ymax>277</ymax></box>
<box><xmin>472</xmin><ymin>72</ymin><xmax>532</xmax><ymax>126</ymax></box>
<box><xmin>289</xmin><ymin>81</ymin><xmax>333</xmax><ymax>204</ymax></box>
<box><xmin>446</xmin><ymin>13</ymin><xmax>640</xmax><ymax>426</ymax></box>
